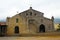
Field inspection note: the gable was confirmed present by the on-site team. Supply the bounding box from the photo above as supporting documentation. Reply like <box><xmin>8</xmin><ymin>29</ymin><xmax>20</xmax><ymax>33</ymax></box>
<box><xmin>19</xmin><ymin>7</ymin><xmax>44</xmax><ymax>17</ymax></box>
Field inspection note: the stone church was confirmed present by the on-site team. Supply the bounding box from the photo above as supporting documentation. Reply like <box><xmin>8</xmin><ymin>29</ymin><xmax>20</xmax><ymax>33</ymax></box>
<box><xmin>6</xmin><ymin>7</ymin><xmax>54</xmax><ymax>36</ymax></box>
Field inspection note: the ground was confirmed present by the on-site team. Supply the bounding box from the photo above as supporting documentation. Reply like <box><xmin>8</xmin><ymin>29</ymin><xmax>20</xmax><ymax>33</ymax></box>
<box><xmin>0</xmin><ymin>37</ymin><xmax>60</xmax><ymax>40</ymax></box>
<box><xmin>0</xmin><ymin>32</ymin><xmax>60</xmax><ymax>40</ymax></box>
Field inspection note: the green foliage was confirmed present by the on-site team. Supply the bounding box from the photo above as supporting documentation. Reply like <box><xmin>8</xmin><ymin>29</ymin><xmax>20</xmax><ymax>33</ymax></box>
<box><xmin>57</xmin><ymin>24</ymin><xmax>60</xmax><ymax>31</ymax></box>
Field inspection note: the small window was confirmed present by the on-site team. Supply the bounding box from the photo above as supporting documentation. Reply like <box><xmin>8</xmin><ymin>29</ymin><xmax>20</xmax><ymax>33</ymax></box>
<box><xmin>16</xmin><ymin>18</ymin><xmax>18</xmax><ymax>23</ymax></box>
<box><xmin>34</xmin><ymin>13</ymin><xmax>36</xmax><ymax>16</ymax></box>
<box><xmin>30</xmin><ymin>12</ymin><xmax>32</xmax><ymax>16</ymax></box>
<box><xmin>26</xmin><ymin>13</ymin><xmax>28</xmax><ymax>16</ymax></box>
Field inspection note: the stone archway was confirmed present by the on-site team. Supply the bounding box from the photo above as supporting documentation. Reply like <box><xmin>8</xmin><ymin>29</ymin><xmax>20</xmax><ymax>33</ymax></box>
<box><xmin>39</xmin><ymin>24</ymin><xmax>45</xmax><ymax>32</ymax></box>
<box><xmin>15</xmin><ymin>26</ymin><xmax>19</xmax><ymax>34</ymax></box>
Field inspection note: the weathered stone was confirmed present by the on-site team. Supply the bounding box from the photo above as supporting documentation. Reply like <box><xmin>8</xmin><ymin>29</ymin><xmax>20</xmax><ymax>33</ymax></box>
<box><xmin>6</xmin><ymin>7</ymin><xmax>54</xmax><ymax>36</ymax></box>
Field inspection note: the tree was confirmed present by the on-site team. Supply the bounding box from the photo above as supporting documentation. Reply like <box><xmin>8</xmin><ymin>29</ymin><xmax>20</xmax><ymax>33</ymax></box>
<box><xmin>57</xmin><ymin>24</ymin><xmax>60</xmax><ymax>31</ymax></box>
<box><xmin>58</xmin><ymin>24</ymin><xmax>60</xmax><ymax>29</ymax></box>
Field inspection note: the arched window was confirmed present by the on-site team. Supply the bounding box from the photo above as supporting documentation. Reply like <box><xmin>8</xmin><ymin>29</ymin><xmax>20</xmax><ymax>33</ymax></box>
<box><xmin>34</xmin><ymin>13</ymin><xmax>36</xmax><ymax>16</ymax></box>
<box><xmin>15</xmin><ymin>26</ymin><xmax>19</xmax><ymax>34</ymax></box>
<box><xmin>16</xmin><ymin>18</ymin><xmax>18</xmax><ymax>23</ymax></box>
<box><xmin>30</xmin><ymin>12</ymin><xmax>32</xmax><ymax>16</ymax></box>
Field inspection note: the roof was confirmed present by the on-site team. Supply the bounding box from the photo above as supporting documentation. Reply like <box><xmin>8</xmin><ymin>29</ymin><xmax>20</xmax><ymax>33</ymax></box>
<box><xmin>19</xmin><ymin>7</ymin><xmax>44</xmax><ymax>15</ymax></box>
<box><xmin>0</xmin><ymin>22</ymin><xmax>6</xmax><ymax>25</ymax></box>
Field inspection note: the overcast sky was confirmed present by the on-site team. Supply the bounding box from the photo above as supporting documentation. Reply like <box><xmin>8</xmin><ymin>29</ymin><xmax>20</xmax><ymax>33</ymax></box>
<box><xmin>0</xmin><ymin>0</ymin><xmax>60</xmax><ymax>20</ymax></box>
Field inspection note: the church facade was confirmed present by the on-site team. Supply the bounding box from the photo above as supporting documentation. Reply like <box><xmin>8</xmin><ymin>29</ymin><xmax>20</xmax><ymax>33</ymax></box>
<box><xmin>6</xmin><ymin>7</ymin><xmax>54</xmax><ymax>36</ymax></box>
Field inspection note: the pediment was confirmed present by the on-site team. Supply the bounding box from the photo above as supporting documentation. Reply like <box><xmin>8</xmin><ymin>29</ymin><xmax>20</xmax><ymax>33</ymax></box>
<box><xmin>19</xmin><ymin>7</ymin><xmax>44</xmax><ymax>16</ymax></box>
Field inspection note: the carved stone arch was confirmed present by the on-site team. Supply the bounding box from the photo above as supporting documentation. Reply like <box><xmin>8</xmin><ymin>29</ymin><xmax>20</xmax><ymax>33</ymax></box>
<box><xmin>39</xmin><ymin>24</ymin><xmax>45</xmax><ymax>32</ymax></box>
<box><xmin>15</xmin><ymin>26</ymin><xmax>19</xmax><ymax>34</ymax></box>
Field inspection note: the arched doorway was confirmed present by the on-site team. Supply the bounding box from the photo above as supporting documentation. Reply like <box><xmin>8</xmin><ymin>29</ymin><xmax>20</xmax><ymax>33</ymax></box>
<box><xmin>39</xmin><ymin>24</ymin><xmax>45</xmax><ymax>32</ymax></box>
<box><xmin>15</xmin><ymin>26</ymin><xmax>19</xmax><ymax>34</ymax></box>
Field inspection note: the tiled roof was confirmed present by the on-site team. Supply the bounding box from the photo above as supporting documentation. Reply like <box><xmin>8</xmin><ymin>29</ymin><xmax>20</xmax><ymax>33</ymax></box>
<box><xmin>0</xmin><ymin>22</ymin><xmax>6</xmax><ymax>25</ymax></box>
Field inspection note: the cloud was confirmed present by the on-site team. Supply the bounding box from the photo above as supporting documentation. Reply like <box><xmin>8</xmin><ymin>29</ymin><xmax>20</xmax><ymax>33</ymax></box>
<box><xmin>7</xmin><ymin>7</ymin><xmax>19</xmax><ymax>17</ymax></box>
<box><xmin>0</xmin><ymin>0</ymin><xmax>60</xmax><ymax>20</ymax></box>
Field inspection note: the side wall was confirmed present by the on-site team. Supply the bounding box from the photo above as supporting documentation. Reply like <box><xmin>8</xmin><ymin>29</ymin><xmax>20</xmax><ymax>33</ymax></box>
<box><xmin>6</xmin><ymin>14</ymin><xmax>29</xmax><ymax>35</ymax></box>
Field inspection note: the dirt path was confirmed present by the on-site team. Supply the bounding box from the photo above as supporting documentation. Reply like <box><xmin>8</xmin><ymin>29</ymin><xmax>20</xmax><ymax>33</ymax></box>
<box><xmin>0</xmin><ymin>37</ymin><xmax>60</xmax><ymax>40</ymax></box>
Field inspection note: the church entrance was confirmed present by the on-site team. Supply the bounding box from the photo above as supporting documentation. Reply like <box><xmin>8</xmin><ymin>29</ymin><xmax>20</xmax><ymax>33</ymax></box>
<box><xmin>39</xmin><ymin>24</ymin><xmax>45</xmax><ymax>32</ymax></box>
<box><xmin>15</xmin><ymin>26</ymin><xmax>19</xmax><ymax>34</ymax></box>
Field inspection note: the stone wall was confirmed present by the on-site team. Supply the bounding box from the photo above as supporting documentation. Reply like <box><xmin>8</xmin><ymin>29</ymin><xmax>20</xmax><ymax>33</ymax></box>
<box><xmin>6</xmin><ymin>7</ymin><xmax>54</xmax><ymax>35</ymax></box>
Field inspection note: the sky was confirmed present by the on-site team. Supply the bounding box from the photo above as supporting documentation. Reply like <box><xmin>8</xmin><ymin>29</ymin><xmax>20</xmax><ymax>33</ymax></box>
<box><xmin>0</xmin><ymin>0</ymin><xmax>60</xmax><ymax>21</ymax></box>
